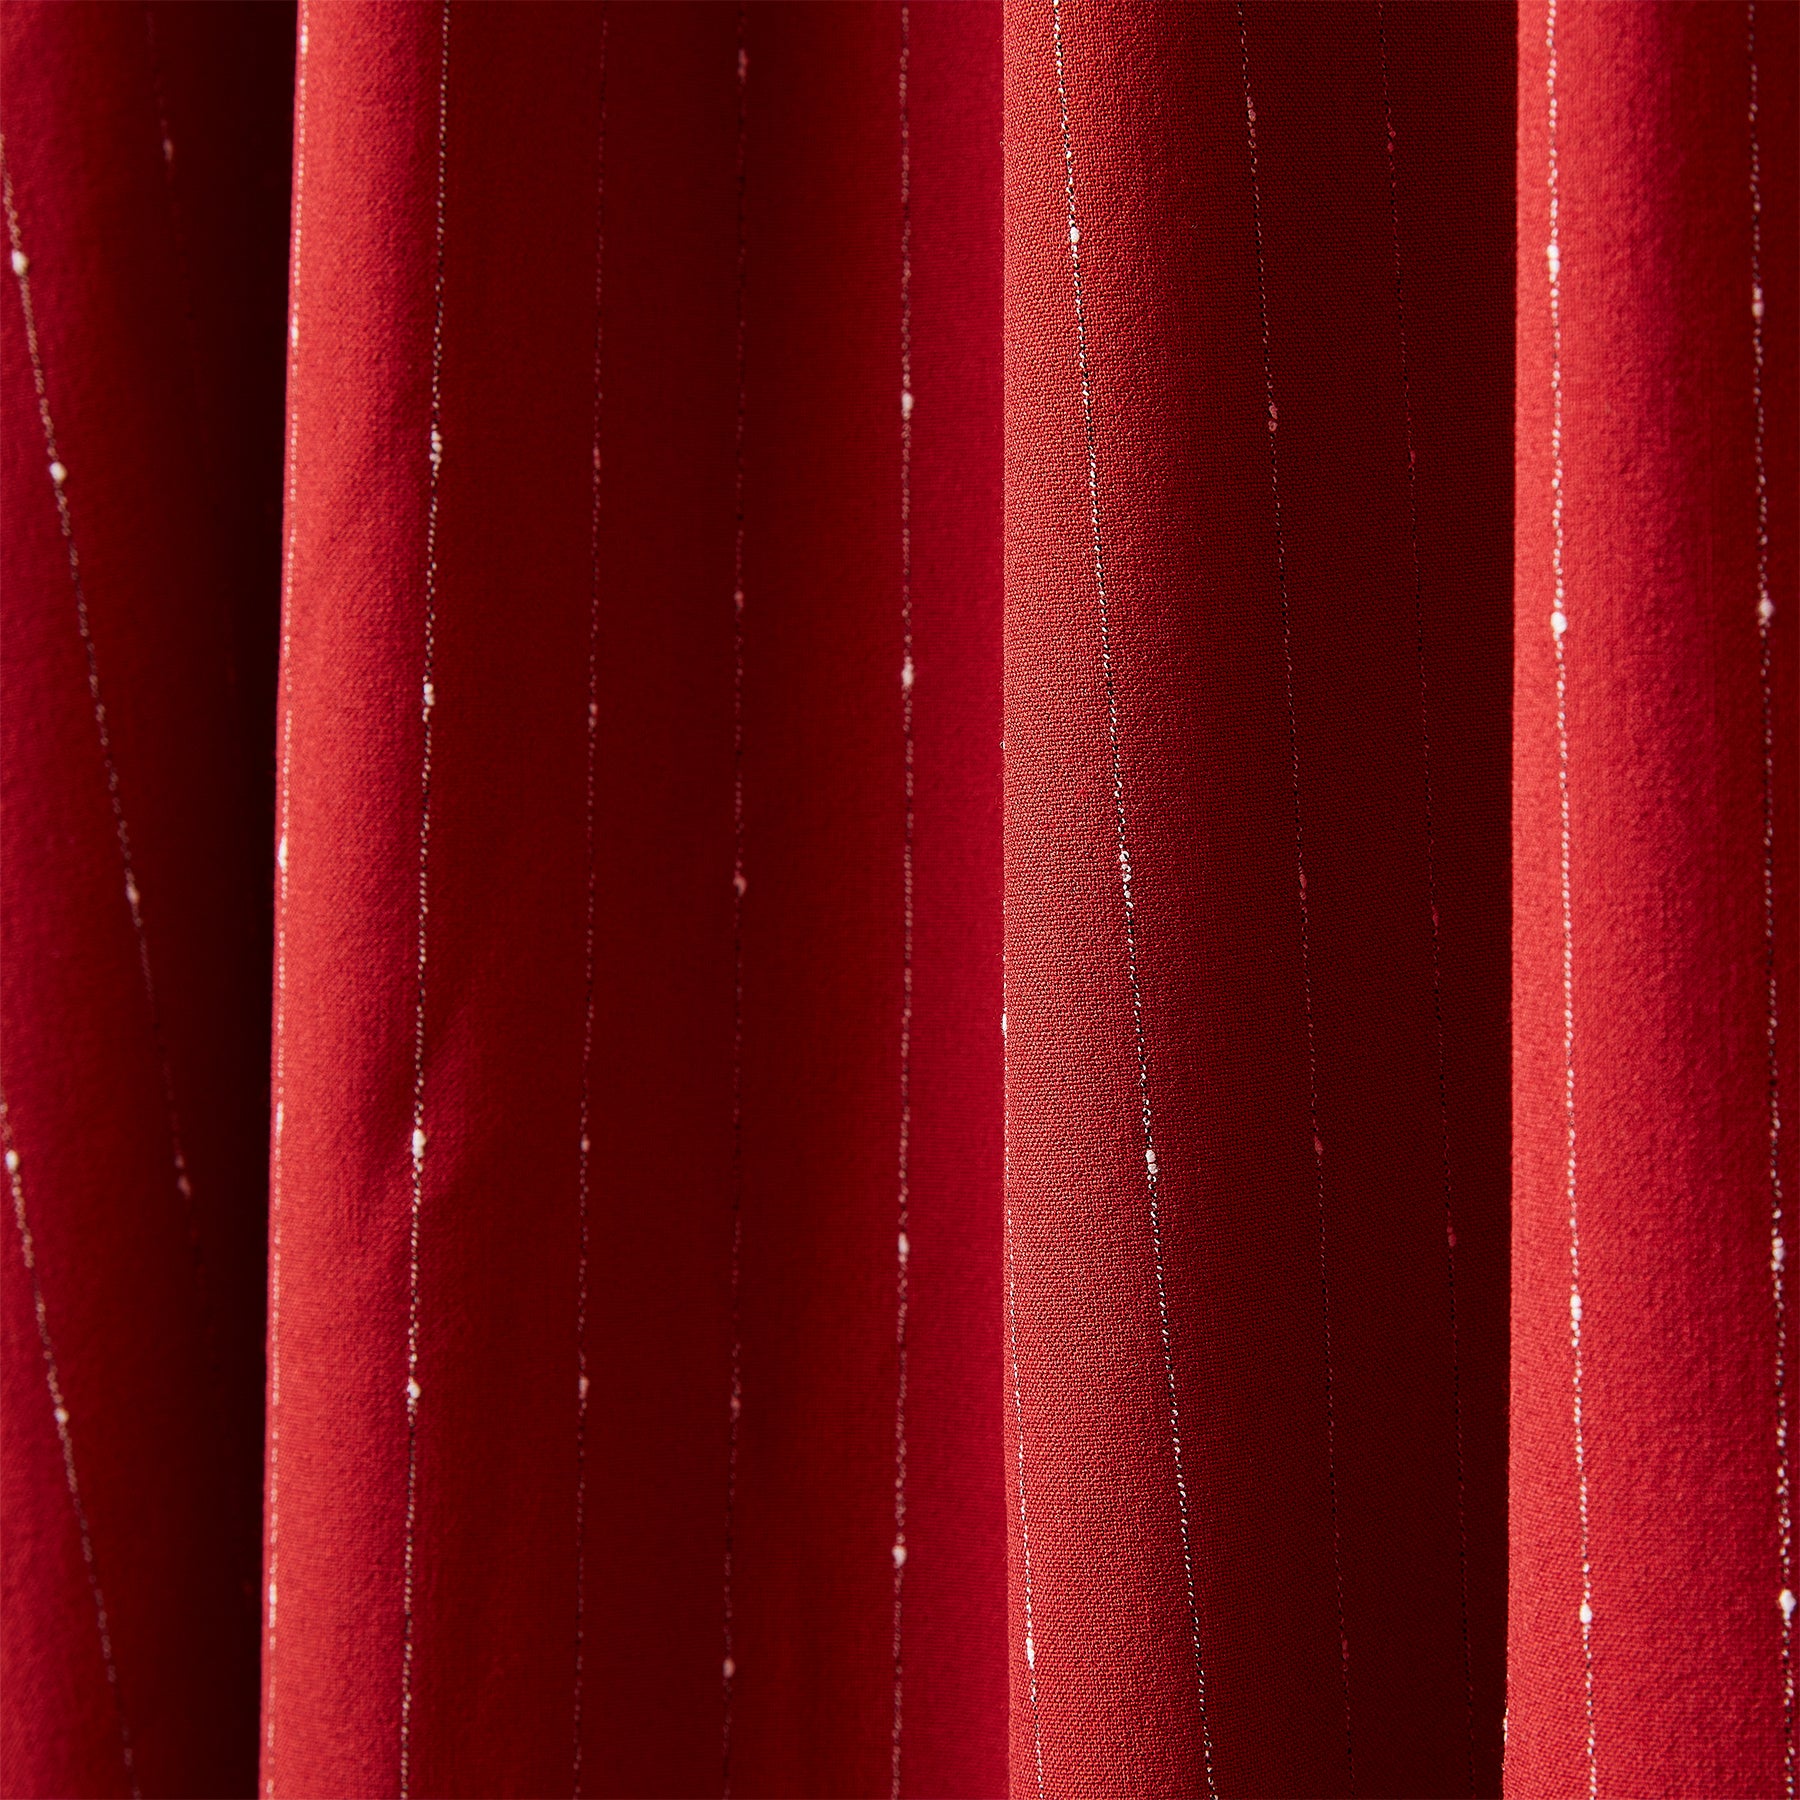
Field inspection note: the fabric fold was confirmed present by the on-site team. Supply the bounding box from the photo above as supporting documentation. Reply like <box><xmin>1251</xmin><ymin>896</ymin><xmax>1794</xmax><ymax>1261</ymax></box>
<box><xmin>1</xmin><ymin>5</ymin><xmax>1795</xmax><ymax>1798</ymax></box>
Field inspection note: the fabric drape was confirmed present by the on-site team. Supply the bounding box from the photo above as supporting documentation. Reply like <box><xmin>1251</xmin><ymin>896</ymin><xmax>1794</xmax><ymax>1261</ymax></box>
<box><xmin>1</xmin><ymin>4</ymin><xmax>1793</xmax><ymax>1798</ymax></box>
<box><xmin>1004</xmin><ymin>5</ymin><xmax>1513</xmax><ymax>1792</ymax></box>
<box><xmin>1509</xmin><ymin>4</ymin><xmax>1800</xmax><ymax>1792</ymax></box>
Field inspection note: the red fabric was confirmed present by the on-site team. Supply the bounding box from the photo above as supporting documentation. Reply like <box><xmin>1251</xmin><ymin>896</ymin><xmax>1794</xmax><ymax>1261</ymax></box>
<box><xmin>2</xmin><ymin>4</ymin><xmax>1796</xmax><ymax>1799</ymax></box>
<box><xmin>1509</xmin><ymin>3</ymin><xmax>1800</xmax><ymax>1793</ymax></box>
<box><xmin>1004</xmin><ymin>3</ymin><xmax>1512</xmax><ymax>1793</ymax></box>
<box><xmin>1</xmin><ymin>5</ymin><xmax>291</xmax><ymax>1795</ymax></box>
<box><xmin>266</xmin><ymin>4</ymin><xmax>1002</xmax><ymax>1795</ymax></box>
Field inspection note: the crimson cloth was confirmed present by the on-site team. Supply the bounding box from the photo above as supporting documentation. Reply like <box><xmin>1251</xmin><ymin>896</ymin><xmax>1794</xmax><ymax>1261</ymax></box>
<box><xmin>0</xmin><ymin>4</ymin><xmax>1793</xmax><ymax>1799</ymax></box>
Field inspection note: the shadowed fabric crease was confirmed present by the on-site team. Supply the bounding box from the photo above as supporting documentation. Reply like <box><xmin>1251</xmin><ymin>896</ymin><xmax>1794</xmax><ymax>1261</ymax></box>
<box><xmin>0</xmin><ymin>4</ymin><xmax>1793</xmax><ymax>1797</ymax></box>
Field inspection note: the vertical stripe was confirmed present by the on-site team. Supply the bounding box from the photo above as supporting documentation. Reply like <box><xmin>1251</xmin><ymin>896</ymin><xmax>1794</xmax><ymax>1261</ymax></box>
<box><xmin>1234</xmin><ymin>7</ymin><xmax>1353</xmax><ymax>1781</ymax></box>
<box><xmin>890</xmin><ymin>7</ymin><xmax>916</xmax><ymax>1794</ymax></box>
<box><xmin>1004</xmin><ymin>1117</ymin><xmax>1046</xmax><ymax>1800</ymax></box>
<box><xmin>1</xmin><ymin>1096</ymin><xmax>137</xmax><ymax>1796</ymax></box>
<box><xmin>1374</xmin><ymin>11</ymin><xmax>1476</xmax><ymax>1788</ymax></box>
<box><xmin>720</xmin><ymin>12</ymin><xmax>751</xmax><ymax>1790</ymax></box>
<box><xmin>571</xmin><ymin>15</ymin><xmax>610</xmax><ymax>1794</ymax></box>
<box><xmin>265</xmin><ymin>3</ymin><xmax>314</xmax><ymax>1787</ymax></box>
<box><xmin>399</xmin><ymin>6</ymin><xmax>453</xmax><ymax>1791</ymax></box>
<box><xmin>1747</xmin><ymin>6</ymin><xmax>1795</xmax><ymax>1791</ymax></box>
<box><xmin>1540</xmin><ymin>3</ymin><xmax>1598</xmax><ymax>1790</ymax></box>
<box><xmin>1046</xmin><ymin>2</ymin><xmax>1215</xmax><ymax>1787</ymax></box>
<box><xmin>0</xmin><ymin>137</ymin><xmax>211</xmax><ymax>1411</ymax></box>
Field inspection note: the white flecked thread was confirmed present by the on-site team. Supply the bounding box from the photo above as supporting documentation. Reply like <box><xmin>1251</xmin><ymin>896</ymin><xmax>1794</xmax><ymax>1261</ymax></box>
<box><xmin>0</xmin><ymin>139</ymin><xmax>213</xmax><ymax>1381</ymax></box>
<box><xmin>1</xmin><ymin>1098</ymin><xmax>138</xmax><ymax>1797</ymax></box>
<box><xmin>721</xmin><ymin>11</ymin><xmax>750</xmax><ymax>1791</ymax></box>
<box><xmin>1374</xmin><ymin>12</ymin><xmax>1476</xmax><ymax>1788</ymax></box>
<box><xmin>1543</xmin><ymin>4</ymin><xmax>1597</xmax><ymax>1790</ymax></box>
<box><xmin>400</xmin><ymin>7</ymin><xmax>452</xmax><ymax>1793</ymax></box>
<box><xmin>571</xmin><ymin>17</ymin><xmax>609</xmax><ymax>1795</ymax></box>
<box><xmin>1005</xmin><ymin>1118</ymin><xmax>1046</xmax><ymax>1800</ymax></box>
<box><xmin>1747</xmin><ymin>9</ymin><xmax>1794</xmax><ymax>1792</ymax></box>
<box><xmin>1236</xmin><ymin>10</ymin><xmax>1354</xmax><ymax>1782</ymax></box>
<box><xmin>265</xmin><ymin>4</ymin><xmax>314</xmax><ymax>1787</ymax></box>
<box><xmin>1049</xmin><ymin>1</ymin><xmax>1215</xmax><ymax>1787</ymax></box>
<box><xmin>891</xmin><ymin>8</ymin><xmax>916</xmax><ymax>1794</ymax></box>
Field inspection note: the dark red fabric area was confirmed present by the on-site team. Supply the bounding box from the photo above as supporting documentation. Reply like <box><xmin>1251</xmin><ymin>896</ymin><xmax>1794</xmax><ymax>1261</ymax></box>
<box><xmin>0</xmin><ymin>5</ymin><xmax>291</xmax><ymax>1795</ymax></box>
<box><xmin>1509</xmin><ymin>4</ymin><xmax>1800</xmax><ymax>1793</ymax></box>
<box><xmin>4</xmin><ymin>3</ymin><xmax>1800</xmax><ymax>1798</ymax></box>
<box><xmin>1004</xmin><ymin>3</ymin><xmax>1513</xmax><ymax>1793</ymax></box>
<box><xmin>265</xmin><ymin>3</ymin><xmax>1002</xmax><ymax>1795</ymax></box>
<box><xmin>731</xmin><ymin>8</ymin><xmax>1005</xmax><ymax>1796</ymax></box>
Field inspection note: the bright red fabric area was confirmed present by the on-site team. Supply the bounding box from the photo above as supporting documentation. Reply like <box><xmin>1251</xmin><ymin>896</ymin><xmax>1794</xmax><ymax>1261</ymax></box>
<box><xmin>1</xmin><ymin>4</ymin><xmax>1795</xmax><ymax>1799</ymax></box>
<box><xmin>265</xmin><ymin>4</ymin><xmax>1003</xmax><ymax>1796</ymax></box>
<box><xmin>1004</xmin><ymin>4</ymin><xmax>1511</xmax><ymax>1792</ymax></box>
<box><xmin>1509</xmin><ymin>4</ymin><xmax>1800</xmax><ymax>1793</ymax></box>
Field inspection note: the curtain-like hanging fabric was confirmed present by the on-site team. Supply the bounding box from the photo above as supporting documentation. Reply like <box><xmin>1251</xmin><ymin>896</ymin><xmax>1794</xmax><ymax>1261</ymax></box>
<box><xmin>1510</xmin><ymin>5</ymin><xmax>1800</xmax><ymax>1791</ymax></box>
<box><xmin>1</xmin><ymin>4</ymin><xmax>1793</xmax><ymax>1798</ymax></box>
<box><xmin>1</xmin><ymin>5</ymin><xmax>290</xmax><ymax>1793</ymax></box>
<box><xmin>263</xmin><ymin>6</ymin><xmax>1003</xmax><ymax>1794</ymax></box>
<box><xmin>1004</xmin><ymin>6</ymin><xmax>1514</xmax><ymax>1793</ymax></box>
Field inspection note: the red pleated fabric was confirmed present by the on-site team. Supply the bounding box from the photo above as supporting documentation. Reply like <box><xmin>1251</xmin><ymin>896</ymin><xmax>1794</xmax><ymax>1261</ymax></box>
<box><xmin>1508</xmin><ymin>3</ymin><xmax>1800</xmax><ymax>1794</ymax></box>
<box><xmin>4</xmin><ymin>4</ymin><xmax>1799</xmax><ymax>1799</ymax></box>
<box><xmin>264</xmin><ymin>3</ymin><xmax>1002</xmax><ymax>1795</ymax></box>
<box><xmin>0</xmin><ymin>6</ymin><xmax>291</xmax><ymax>1795</ymax></box>
<box><xmin>1004</xmin><ymin>3</ymin><xmax>1513</xmax><ymax>1794</ymax></box>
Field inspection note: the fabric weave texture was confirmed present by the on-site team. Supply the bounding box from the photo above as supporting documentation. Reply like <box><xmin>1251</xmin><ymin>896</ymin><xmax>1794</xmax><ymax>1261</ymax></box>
<box><xmin>0</xmin><ymin>4</ymin><xmax>1793</xmax><ymax>1797</ymax></box>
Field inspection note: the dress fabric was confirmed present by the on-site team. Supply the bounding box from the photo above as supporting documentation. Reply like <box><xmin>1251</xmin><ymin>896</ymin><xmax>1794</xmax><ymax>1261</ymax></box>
<box><xmin>0</xmin><ymin>4</ymin><xmax>1793</xmax><ymax>1798</ymax></box>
